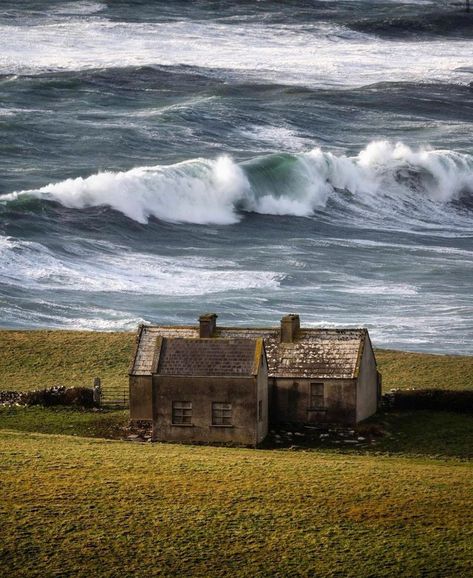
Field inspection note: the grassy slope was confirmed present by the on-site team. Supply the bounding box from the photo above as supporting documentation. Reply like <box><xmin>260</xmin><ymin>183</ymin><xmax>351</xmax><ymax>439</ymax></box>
<box><xmin>1</xmin><ymin>331</ymin><xmax>472</xmax><ymax>576</ymax></box>
<box><xmin>1</xmin><ymin>429</ymin><xmax>472</xmax><ymax>578</ymax></box>
<box><xmin>0</xmin><ymin>330</ymin><xmax>134</xmax><ymax>401</ymax></box>
<box><xmin>376</xmin><ymin>349</ymin><xmax>473</xmax><ymax>391</ymax></box>
<box><xmin>1</xmin><ymin>330</ymin><xmax>472</xmax><ymax>398</ymax></box>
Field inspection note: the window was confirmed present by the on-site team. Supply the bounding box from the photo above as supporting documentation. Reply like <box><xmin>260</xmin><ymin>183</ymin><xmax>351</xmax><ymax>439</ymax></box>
<box><xmin>172</xmin><ymin>401</ymin><xmax>192</xmax><ymax>425</ymax></box>
<box><xmin>258</xmin><ymin>400</ymin><xmax>263</xmax><ymax>422</ymax></box>
<box><xmin>212</xmin><ymin>402</ymin><xmax>232</xmax><ymax>426</ymax></box>
<box><xmin>310</xmin><ymin>383</ymin><xmax>324</xmax><ymax>409</ymax></box>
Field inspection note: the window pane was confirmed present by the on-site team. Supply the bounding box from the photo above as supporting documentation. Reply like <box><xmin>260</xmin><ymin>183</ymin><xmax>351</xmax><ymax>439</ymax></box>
<box><xmin>172</xmin><ymin>401</ymin><xmax>192</xmax><ymax>424</ymax></box>
<box><xmin>212</xmin><ymin>402</ymin><xmax>232</xmax><ymax>425</ymax></box>
<box><xmin>310</xmin><ymin>383</ymin><xmax>324</xmax><ymax>409</ymax></box>
<box><xmin>174</xmin><ymin>401</ymin><xmax>191</xmax><ymax>409</ymax></box>
<box><xmin>213</xmin><ymin>403</ymin><xmax>231</xmax><ymax>410</ymax></box>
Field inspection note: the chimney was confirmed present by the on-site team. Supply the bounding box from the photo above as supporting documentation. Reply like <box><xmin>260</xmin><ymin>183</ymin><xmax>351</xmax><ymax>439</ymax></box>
<box><xmin>280</xmin><ymin>314</ymin><xmax>300</xmax><ymax>343</ymax></box>
<box><xmin>199</xmin><ymin>313</ymin><xmax>218</xmax><ymax>338</ymax></box>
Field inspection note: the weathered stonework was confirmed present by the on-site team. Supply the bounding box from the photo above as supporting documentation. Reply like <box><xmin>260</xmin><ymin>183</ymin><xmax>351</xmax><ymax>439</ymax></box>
<box><xmin>132</xmin><ymin>336</ymin><xmax>268</xmax><ymax>446</ymax></box>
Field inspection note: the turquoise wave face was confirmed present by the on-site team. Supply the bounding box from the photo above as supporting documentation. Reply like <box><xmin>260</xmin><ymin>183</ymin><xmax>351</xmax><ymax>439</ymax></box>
<box><xmin>0</xmin><ymin>1</ymin><xmax>472</xmax><ymax>352</ymax></box>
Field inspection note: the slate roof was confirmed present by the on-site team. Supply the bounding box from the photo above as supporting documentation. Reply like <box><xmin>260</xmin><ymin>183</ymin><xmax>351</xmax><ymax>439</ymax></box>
<box><xmin>155</xmin><ymin>338</ymin><xmax>262</xmax><ymax>377</ymax></box>
<box><xmin>130</xmin><ymin>324</ymin><xmax>369</xmax><ymax>380</ymax></box>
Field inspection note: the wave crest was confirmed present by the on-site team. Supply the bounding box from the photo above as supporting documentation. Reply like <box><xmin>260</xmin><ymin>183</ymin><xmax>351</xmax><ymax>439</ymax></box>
<box><xmin>2</xmin><ymin>141</ymin><xmax>472</xmax><ymax>226</ymax></box>
<box><xmin>3</xmin><ymin>156</ymin><xmax>249</xmax><ymax>225</ymax></box>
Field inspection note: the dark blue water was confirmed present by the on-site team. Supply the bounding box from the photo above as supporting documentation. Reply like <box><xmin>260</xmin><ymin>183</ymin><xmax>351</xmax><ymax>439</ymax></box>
<box><xmin>1</xmin><ymin>0</ymin><xmax>472</xmax><ymax>352</ymax></box>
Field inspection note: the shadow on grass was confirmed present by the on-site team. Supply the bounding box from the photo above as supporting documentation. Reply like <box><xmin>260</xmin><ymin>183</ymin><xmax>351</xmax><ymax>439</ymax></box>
<box><xmin>0</xmin><ymin>406</ymin><xmax>471</xmax><ymax>459</ymax></box>
<box><xmin>0</xmin><ymin>405</ymin><xmax>128</xmax><ymax>439</ymax></box>
<box><xmin>263</xmin><ymin>411</ymin><xmax>473</xmax><ymax>460</ymax></box>
<box><xmin>361</xmin><ymin>411</ymin><xmax>473</xmax><ymax>459</ymax></box>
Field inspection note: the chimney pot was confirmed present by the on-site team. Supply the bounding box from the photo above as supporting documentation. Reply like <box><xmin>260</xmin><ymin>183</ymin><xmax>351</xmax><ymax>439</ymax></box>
<box><xmin>199</xmin><ymin>313</ymin><xmax>218</xmax><ymax>338</ymax></box>
<box><xmin>280</xmin><ymin>314</ymin><xmax>300</xmax><ymax>343</ymax></box>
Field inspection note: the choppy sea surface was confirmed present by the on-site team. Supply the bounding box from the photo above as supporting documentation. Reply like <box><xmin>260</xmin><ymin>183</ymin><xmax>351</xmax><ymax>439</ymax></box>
<box><xmin>0</xmin><ymin>0</ymin><xmax>472</xmax><ymax>352</ymax></box>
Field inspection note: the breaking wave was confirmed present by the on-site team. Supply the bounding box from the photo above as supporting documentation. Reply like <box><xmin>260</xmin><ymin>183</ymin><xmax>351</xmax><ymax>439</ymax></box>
<box><xmin>2</xmin><ymin>141</ymin><xmax>473</xmax><ymax>227</ymax></box>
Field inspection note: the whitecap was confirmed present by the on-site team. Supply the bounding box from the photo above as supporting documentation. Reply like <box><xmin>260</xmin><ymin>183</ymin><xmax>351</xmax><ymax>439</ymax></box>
<box><xmin>0</xmin><ymin>17</ymin><xmax>472</xmax><ymax>88</ymax></box>
<box><xmin>0</xmin><ymin>236</ymin><xmax>283</xmax><ymax>296</ymax></box>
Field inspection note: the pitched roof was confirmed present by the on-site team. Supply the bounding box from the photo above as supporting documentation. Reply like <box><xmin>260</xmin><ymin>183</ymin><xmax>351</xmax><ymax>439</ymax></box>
<box><xmin>155</xmin><ymin>337</ymin><xmax>263</xmax><ymax>377</ymax></box>
<box><xmin>130</xmin><ymin>324</ymin><xmax>368</xmax><ymax>379</ymax></box>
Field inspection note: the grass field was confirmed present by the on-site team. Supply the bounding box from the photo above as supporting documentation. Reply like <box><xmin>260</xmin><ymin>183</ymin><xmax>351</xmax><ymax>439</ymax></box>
<box><xmin>0</xmin><ymin>406</ymin><xmax>128</xmax><ymax>440</ymax></box>
<box><xmin>0</xmin><ymin>330</ymin><xmax>134</xmax><ymax>403</ymax></box>
<box><xmin>1</xmin><ymin>330</ymin><xmax>472</xmax><ymax>402</ymax></box>
<box><xmin>1</xmin><ymin>330</ymin><xmax>472</xmax><ymax>576</ymax></box>
<box><xmin>1</xmin><ymin>428</ymin><xmax>472</xmax><ymax>578</ymax></box>
<box><xmin>376</xmin><ymin>349</ymin><xmax>473</xmax><ymax>391</ymax></box>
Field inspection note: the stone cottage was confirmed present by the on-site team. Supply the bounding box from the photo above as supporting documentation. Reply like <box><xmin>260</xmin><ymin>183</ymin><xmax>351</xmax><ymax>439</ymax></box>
<box><xmin>129</xmin><ymin>313</ymin><xmax>380</xmax><ymax>446</ymax></box>
<box><xmin>130</xmin><ymin>333</ymin><xmax>268</xmax><ymax>446</ymax></box>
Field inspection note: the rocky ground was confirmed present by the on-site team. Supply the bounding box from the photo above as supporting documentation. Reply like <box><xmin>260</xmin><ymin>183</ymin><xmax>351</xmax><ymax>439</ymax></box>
<box><xmin>122</xmin><ymin>421</ymin><xmax>384</xmax><ymax>448</ymax></box>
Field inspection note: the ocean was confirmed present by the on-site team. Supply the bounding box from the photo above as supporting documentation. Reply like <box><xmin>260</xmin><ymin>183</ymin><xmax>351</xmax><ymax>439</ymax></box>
<box><xmin>0</xmin><ymin>0</ymin><xmax>472</xmax><ymax>353</ymax></box>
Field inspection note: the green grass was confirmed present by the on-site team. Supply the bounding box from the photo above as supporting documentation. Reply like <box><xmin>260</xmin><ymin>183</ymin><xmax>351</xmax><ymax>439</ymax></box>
<box><xmin>1</xmin><ymin>429</ymin><xmax>472</xmax><ymax>578</ymax></box>
<box><xmin>0</xmin><ymin>406</ymin><xmax>471</xmax><ymax>460</ymax></box>
<box><xmin>0</xmin><ymin>406</ymin><xmax>128</xmax><ymax>439</ymax></box>
<box><xmin>362</xmin><ymin>411</ymin><xmax>473</xmax><ymax>459</ymax></box>
<box><xmin>270</xmin><ymin>412</ymin><xmax>473</xmax><ymax>461</ymax></box>
<box><xmin>0</xmin><ymin>330</ymin><xmax>134</xmax><ymax>403</ymax></box>
<box><xmin>375</xmin><ymin>349</ymin><xmax>473</xmax><ymax>391</ymax></box>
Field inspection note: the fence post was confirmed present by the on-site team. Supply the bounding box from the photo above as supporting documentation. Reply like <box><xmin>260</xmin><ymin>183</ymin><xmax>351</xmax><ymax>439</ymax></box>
<box><xmin>93</xmin><ymin>377</ymin><xmax>102</xmax><ymax>406</ymax></box>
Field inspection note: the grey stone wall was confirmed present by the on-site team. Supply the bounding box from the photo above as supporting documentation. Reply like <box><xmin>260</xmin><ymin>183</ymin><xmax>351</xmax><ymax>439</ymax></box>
<box><xmin>355</xmin><ymin>339</ymin><xmax>378</xmax><ymax>422</ymax></box>
<box><xmin>152</xmin><ymin>375</ymin><xmax>260</xmax><ymax>446</ymax></box>
<box><xmin>271</xmin><ymin>378</ymin><xmax>357</xmax><ymax>425</ymax></box>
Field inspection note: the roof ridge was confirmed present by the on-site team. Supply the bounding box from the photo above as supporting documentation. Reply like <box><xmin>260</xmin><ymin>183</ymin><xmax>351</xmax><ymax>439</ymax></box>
<box><xmin>131</xmin><ymin>324</ymin><xmax>370</xmax><ymax>379</ymax></box>
<box><xmin>144</xmin><ymin>325</ymin><xmax>367</xmax><ymax>332</ymax></box>
<box><xmin>161</xmin><ymin>336</ymin><xmax>260</xmax><ymax>341</ymax></box>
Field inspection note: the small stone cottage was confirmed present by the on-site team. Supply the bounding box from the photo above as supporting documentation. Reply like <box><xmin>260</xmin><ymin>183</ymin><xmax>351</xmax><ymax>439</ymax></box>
<box><xmin>129</xmin><ymin>313</ymin><xmax>381</xmax><ymax>446</ymax></box>
<box><xmin>138</xmin><ymin>336</ymin><xmax>268</xmax><ymax>446</ymax></box>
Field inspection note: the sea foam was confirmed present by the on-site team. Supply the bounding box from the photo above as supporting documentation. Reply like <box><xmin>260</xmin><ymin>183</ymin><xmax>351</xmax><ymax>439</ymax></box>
<box><xmin>0</xmin><ymin>236</ymin><xmax>281</xmax><ymax>295</ymax></box>
<box><xmin>0</xmin><ymin>15</ymin><xmax>472</xmax><ymax>88</ymax></box>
